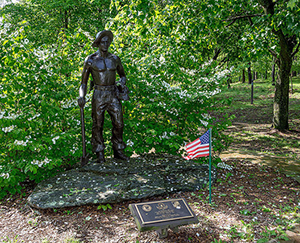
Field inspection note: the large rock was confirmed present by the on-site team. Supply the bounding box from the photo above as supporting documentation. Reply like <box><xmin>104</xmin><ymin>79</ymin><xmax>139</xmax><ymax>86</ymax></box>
<box><xmin>27</xmin><ymin>154</ymin><xmax>216</xmax><ymax>209</ymax></box>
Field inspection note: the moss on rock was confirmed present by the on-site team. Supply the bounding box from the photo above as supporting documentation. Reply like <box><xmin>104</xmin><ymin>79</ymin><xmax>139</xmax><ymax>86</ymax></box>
<box><xmin>27</xmin><ymin>154</ymin><xmax>216</xmax><ymax>209</ymax></box>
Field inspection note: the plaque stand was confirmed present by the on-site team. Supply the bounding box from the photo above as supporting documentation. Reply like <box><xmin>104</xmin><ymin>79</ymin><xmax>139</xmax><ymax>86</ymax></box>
<box><xmin>129</xmin><ymin>198</ymin><xmax>199</xmax><ymax>238</ymax></box>
<box><xmin>156</xmin><ymin>228</ymin><xmax>168</xmax><ymax>238</ymax></box>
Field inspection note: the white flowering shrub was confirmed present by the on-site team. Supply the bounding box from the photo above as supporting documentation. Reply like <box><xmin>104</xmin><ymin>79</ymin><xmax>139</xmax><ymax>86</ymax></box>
<box><xmin>0</xmin><ymin>26</ymin><xmax>95</xmax><ymax>198</ymax></box>
<box><xmin>108</xmin><ymin>1</ymin><xmax>233</xmax><ymax>156</ymax></box>
<box><xmin>0</xmin><ymin>1</ymin><xmax>233</xmax><ymax>199</ymax></box>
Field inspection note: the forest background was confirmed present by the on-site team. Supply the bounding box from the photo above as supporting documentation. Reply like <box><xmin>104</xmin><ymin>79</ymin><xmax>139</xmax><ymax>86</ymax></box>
<box><xmin>0</xmin><ymin>0</ymin><xmax>300</xmax><ymax>200</ymax></box>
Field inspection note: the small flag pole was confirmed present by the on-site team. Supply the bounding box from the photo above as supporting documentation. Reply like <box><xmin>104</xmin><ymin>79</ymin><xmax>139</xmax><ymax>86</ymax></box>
<box><xmin>209</xmin><ymin>128</ymin><xmax>212</xmax><ymax>204</ymax></box>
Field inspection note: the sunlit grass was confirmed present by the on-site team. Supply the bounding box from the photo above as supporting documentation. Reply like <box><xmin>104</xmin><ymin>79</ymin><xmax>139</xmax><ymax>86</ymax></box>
<box><xmin>218</xmin><ymin>77</ymin><xmax>300</xmax><ymax>116</ymax></box>
<box><xmin>215</xmin><ymin>77</ymin><xmax>300</xmax><ymax>161</ymax></box>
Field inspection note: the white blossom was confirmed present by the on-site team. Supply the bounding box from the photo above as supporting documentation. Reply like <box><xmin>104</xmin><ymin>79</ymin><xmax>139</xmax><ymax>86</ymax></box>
<box><xmin>200</xmin><ymin>119</ymin><xmax>209</xmax><ymax>127</ymax></box>
<box><xmin>200</xmin><ymin>114</ymin><xmax>211</xmax><ymax>127</ymax></box>
<box><xmin>28</xmin><ymin>113</ymin><xmax>40</xmax><ymax>121</ymax></box>
<box><xmin>189</xmin><ymin>55</ymin><xmax>197</xmax><ymax>62</ymax></box>
<box><xmin>14</xmin><ymin>140</ymin><xmax>28</xmax><ymax>146</ymax></box>
<box><xmin>217</xmin><ymin>162</ymin><xmax>233</xmax><ymax>170</ymax></box>
<box><xmin>52</xmin><ymin>136</ymin><xmax>60</xmax><ymax>144</ymax></box>
<box><xmin>159</xmin><ymin>132</ymin><xmax>170</xmax><ymax>140</ymax></box>
<box><xmin>70</xmin><ymin>145</ymin><xmax>78</xmax><ymax>154</ymax></box>
<box><xmin>127</xmin><ymin>140</ymin><xmax>134</xmax><ymax>147</ymax></box>
<box><xmin>159</xmin><ymin>55</ymin><xmax>165</xmax><ymax>63</ymax></box>
<box><xmin>0</xmin><ymin>173</ymin><xmax>9</xmax><ymax>179</ymax></box>
<box><xmin>202</xmin><ymin>59</ymin><xmax>213</xmax><ymax>68</ymax></box>
<box><xmin>31</xmin><ymin>157</ymin><xmax>52</xmax><ymax>167</ymax></box>
<box><xmin>0</xmin><ymin>112</ymin><xmax>19</xmax><ymax>120</ymax></box>
<box><xmin>2</xmin><ymin>125</ymin><xmax>16</xmax><ymax>133</ymax></box>
<box><xmin>61</xmin><ymin>99</ymin><xmax>77</xmax><ymax>109</ymax></box>
<box><xmin>0</xmin><ymin>23</ymin><xmax>11</xmax><ymax>35</ymax></box>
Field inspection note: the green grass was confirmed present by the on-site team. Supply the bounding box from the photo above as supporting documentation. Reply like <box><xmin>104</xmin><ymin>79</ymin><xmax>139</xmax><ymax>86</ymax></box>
<box><xmin>214</xmin><ymin>77</ymin><xmax>300</xmax><ymax>160</ymax></box>
<box><xmin>216</xmin><ymin>77</ymin><xmax>300</xmax><ymax>126</ymax></box>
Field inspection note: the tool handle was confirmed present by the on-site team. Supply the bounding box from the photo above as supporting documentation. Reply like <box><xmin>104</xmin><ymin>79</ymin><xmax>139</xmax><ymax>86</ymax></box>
<box><xmin>80</xmin><ymin>106</ymin><xmax>87</xmax><ymax>159</ymax></box>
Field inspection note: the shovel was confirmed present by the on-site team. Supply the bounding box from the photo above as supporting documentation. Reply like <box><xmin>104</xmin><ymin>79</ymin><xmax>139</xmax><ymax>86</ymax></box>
<box><xmin>80</xmin><ymin>105</ymin><xmax>89</xmax><ymax>166</ymax></box>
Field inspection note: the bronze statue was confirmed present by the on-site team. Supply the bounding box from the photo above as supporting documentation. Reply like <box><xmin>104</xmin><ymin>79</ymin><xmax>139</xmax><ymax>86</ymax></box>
<box><xmin>78</xmin><ymin>30</ymin><xmax>129</xmax><ymax>163</ymax></box>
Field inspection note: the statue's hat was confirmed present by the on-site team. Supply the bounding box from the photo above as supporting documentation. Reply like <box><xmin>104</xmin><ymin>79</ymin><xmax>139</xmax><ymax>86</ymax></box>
<box><xmin>92</xmin><ymin>30</ymin><xmax>113</xmax><ymax>48</ymax></box>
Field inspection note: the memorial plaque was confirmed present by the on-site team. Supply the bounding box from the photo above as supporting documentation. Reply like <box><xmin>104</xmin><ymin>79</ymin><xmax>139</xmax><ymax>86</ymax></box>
<box><xmin>129</xmin><ymin>198</ymin><xmax>198</xmax><ymax>238</ymax></box>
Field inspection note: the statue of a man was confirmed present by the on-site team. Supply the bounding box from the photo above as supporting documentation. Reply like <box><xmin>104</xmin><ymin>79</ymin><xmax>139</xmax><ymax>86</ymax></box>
<box><xmin>78</xmin><ymin>30</ymin><xmax>129</xmax><ymax>163</ymax></box>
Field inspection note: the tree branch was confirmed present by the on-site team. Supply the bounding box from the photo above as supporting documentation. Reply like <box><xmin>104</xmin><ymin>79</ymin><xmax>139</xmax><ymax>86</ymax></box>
<box><xmin>269</xmin><ymin>48</ymin><xmax>278</xmax><ymax>59</ymax></box>
<box><xmin>292</xmin><ymin>42</ymin><xmax>300</xmax><ymax>57</ymax></box>
<box><xmin>226</xmin><ymin>19</ymin><xmax>236</xmax><ymax>27</ymax></box>
<box><xmin>247</xmin><ymin>16</ymin><xmax>253</xmax><ymax>26</ymax></box>
<box><xmin>212</xmin><ymin>48</ymin><xmax>222</xmax><ymax>61</ymax></box>
<box><xmin>257</xmin><ymin>0</ymin><xmax>275</xmax><ymax>15</ymax></box>
<box><xmin>224</xmin><ymin>14</ymin><xmax>262</xmax><ymax>22</ymax></box>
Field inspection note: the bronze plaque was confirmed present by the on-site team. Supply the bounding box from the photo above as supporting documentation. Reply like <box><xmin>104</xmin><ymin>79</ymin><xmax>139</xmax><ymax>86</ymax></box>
<box><xmin>131</xmin><ymin>198</ymin><xmax>195</xmax><ymax>225</ymax></box>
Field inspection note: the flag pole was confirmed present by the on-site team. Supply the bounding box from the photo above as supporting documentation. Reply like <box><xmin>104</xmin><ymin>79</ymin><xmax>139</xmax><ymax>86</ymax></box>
<box><xmin>209</xmin><ymin>128</ymin><xmax>212</xmax><ymax>204</ymax></box>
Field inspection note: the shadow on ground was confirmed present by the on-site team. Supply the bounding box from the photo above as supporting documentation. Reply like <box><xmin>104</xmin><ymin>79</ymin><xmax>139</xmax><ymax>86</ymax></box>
<box><xmin>221</xmin><ymin>122</ymin><xmax>300</xmax><ymax>183</ymax></box>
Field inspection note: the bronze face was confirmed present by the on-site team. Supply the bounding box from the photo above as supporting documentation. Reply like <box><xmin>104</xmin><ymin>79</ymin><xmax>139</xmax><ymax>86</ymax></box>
<box><xmin>92</xmin><ymin>30</ymin><xmax>113</xmax><ymax>48</ymax></box>
<box><xmin>99</xmin><ymin>36</ymin><xmax>110</xmax><ymax>52</ymax></box>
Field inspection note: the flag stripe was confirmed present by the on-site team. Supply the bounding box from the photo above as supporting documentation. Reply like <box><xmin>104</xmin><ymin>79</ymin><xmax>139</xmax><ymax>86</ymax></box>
<box><xmin>184</xmin><ymin>130</ymin><xmax>210</xmax><ymax>160</ymax></box>
<box><xmin>187</xmin><ymin>148</ymin><xmax>209</xmax><ymax>156</ymax></box>
<box><xmin>186</xmin><ymin>144</ymin><xmax>209</xmax><ymax>153</ymax></box>
<box><xmin>185</xmin><ymin>151</ymin><xmax>209</xmax><ymax>160</ymax></box>
<box><xmin>190</xmin><ymin>151</ymin><xmax>209</xmax><ymax>158</ymax></box>
<box><xmin>186</xmin><ymin>138</ymin><xmax>200</xmax><ymax>149</ymax></box>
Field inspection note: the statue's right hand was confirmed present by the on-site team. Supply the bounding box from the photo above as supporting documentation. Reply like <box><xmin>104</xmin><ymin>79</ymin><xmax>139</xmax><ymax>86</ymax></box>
<box><xmin>78</xmin><ymin>97</ymin><xmax>86</xmax><ymax>108</ymax></box>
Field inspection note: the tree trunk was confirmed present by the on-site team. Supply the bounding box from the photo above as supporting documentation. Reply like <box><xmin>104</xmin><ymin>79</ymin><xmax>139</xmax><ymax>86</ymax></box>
<box><xmin>242</xmin><ymin>69</ymin><xmax>245</xmax><ymax>83</ymax></box>
<box><xmin>273</xmin><ymin>32</ymin><xmax>296</xmax><ymax>131</ymax></box>
<box><xmin>64</xmin><ymin>10</ymin><xmax>69</xmax><ymax>29</ymax></box>
<box><xmin>257</xmin><ymin>0</ymin><xmax>298</xmax><ymax>131</ymax></box>
<box><xmin>291</xmin><ymin>75</ymin><xmax>293</xmax><ymax>94</ymax></box>
<box><xmin>227</xmin><ymin>61</ymin><xmax>231</xmax><ymax>88</ymax></box>
<box><xmin>273</xmin><ymin>64</ymin><xmax>290</xmax><ymax>131</ymax></box>
<box><xmin>227</xmin><ymin>77</ymin><xmax>231</xmax><ymax>88</ymax></box>
<box><xmin>265</xmin><ymin>69</ymin><xmax>268</xmax><ymax>79</ymax></box>
<box><xmin>251</xmin><ymin>80</ymin><xmax>254</xmax><ymax>104</ymax></box>
<box><xmin>272</xmin><ymin>61</ymin><xmax>275</xmax><ymax>85</ymax></box>
<box><xmin>248</xmin><ymin>63</ymin><xmax>252</xmax><ymax>84</ymax></box>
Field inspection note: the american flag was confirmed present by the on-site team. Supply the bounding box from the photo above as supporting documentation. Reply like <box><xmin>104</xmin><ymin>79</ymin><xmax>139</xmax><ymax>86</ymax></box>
<box><xmin>184</xmin><ymin>130</ymin><xmax>210</xmax><ymax>160</ymax></box>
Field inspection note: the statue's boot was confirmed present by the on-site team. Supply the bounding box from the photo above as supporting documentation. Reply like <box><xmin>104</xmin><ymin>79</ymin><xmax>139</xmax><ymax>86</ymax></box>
<box><xmin>96</xmin><ymin>151</ymin><xmax>105</xmax><ymax>163</ymax></box>
<box><xmin>114</xmin><ymin>149</ymin><xmax>129</xmax><ymax>161</ymax></box>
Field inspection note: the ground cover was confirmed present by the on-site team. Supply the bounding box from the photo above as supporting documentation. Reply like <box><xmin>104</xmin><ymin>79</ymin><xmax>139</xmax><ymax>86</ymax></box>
<box><xmin>0</xmin><ymin>78</ymin><xmax>299</xmax><ymax>243</ymax></box>
<box><xmin>1</xmin><ymin>159</ymin><xmax>299</xmax><ymax>243</ymax></box>
<box><xmin>216</xmin><ymin>77</ymin><xmax>300</xmax><ymax>130</ymax></box>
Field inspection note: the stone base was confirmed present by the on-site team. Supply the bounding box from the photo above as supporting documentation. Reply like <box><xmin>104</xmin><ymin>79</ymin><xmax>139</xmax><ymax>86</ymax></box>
<box><xmin>27</xmin><ymin>154</ymin><xmax>216</xmax><ymax>209</ymax></box>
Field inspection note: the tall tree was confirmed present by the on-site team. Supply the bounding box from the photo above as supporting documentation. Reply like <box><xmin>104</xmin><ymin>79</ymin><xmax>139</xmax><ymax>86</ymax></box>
<box><xmin>217</xmin><ymin>0</ymin><xmax>300</xmax><ymax>130</ymax></box>
<box><xmin>257</xmin><ymin>0</ymin><xmax>300</xmax><ymax>130</ymax></box>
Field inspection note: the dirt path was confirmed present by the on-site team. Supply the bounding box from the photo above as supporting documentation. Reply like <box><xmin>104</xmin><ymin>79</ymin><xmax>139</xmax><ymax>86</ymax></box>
<box><xmin>221</xmin><ymin>122</ymin><xmax>300</xmax><ymax>183</ymax></box>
